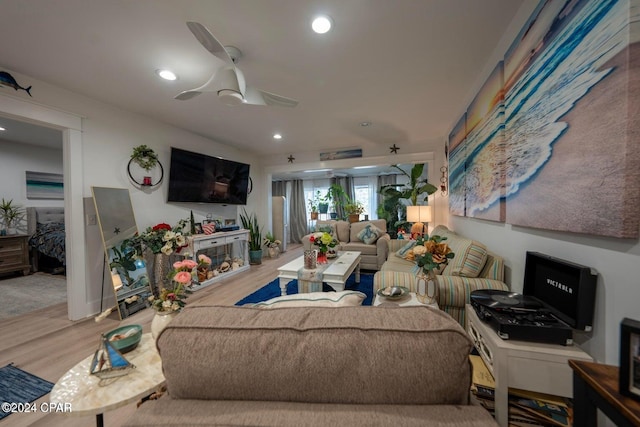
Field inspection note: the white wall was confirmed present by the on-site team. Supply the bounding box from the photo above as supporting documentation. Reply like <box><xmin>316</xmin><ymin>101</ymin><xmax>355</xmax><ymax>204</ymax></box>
<box><xmin>446</xmin><ymin>1</ymin><xmax>640</xmax><ymax>365</ymax></box>
<box><xmin>0</xmin><ymin>70</ymin><xmax>262</xmax><ymax>320</ymax></box>
<box><xmin>0</xmin><ymin>139</ymin><xmax>64</xmax><ymax>233</ymax></box>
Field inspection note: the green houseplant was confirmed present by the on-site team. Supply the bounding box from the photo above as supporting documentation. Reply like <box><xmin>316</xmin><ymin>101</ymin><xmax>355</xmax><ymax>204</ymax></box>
<box><xmin>0</xmin><ymin>198</ymin><xmax>25</xmax><ymax>234</ymax></box>
<box><xmin>344</xmin><ymin>200</ymin><xmax>365</xmax><ymax>223</ymax></box>
<box><xmin>239</xmin><ymin>208</ymin><xmax>263</xmax><ymax>265</ymax></box>
<box><xmin>325</xmin><ymin>184</ymin><xmax>349</xmax><ymax>219</ymax></box>
<box><xmin>377</xmin><ymin>164</ymin><xmax>437</xmax><ymax>236</ymax></box>
<box><xmin>308</xmin><ymin>190</ymin><xmax>322</xmax><ymax>219</ymax></box>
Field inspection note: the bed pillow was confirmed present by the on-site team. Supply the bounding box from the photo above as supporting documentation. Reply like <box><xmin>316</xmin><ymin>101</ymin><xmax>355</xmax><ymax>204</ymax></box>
<box><xmin>252</xmin><ymin>291</ymin><xmax>366</xmax><ymax>308</ymax></box>
<box><xmin>357</xmin><ymin>224</ymin><xmax>382</xmax><ymax>244</ymax></box>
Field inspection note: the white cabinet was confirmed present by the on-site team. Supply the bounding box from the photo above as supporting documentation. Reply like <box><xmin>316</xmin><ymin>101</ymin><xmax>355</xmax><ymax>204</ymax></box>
<box><xmin>189</xmin><ymin>229</ymin><xmax>250</xmax><ymax>290</ymax></box>
<box><xmin>466</xmin><ymin>304</ymin><xmax>593</xmax><ymax>427</ymax></box>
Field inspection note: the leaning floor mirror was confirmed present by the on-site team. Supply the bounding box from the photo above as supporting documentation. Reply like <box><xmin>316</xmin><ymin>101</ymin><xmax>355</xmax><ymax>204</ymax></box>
<box><xmin>92</xmin><ymin>186</ymin><xmax>151</xmax><ymax>320</ymax></box>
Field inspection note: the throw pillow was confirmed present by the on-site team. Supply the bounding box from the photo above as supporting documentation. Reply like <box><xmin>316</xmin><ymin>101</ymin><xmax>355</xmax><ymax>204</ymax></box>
<box><xmin>317</xmin><ymin>223</ymin><xmax>339</xmax><ymax>241</ymax></box>
<box><xmin>253</xmin><ymin>291</ymin><xmax>366</xmax><ymax>308</ymax></box>
<box><xmin>395</xmin><ymin>240</ymin><xmax>417</xmax><ymax>258</ymax></box>
<box><xmin>357</xmin><ymin>224</ymin><xmax>382</xmax><ymax>244</ymax></box>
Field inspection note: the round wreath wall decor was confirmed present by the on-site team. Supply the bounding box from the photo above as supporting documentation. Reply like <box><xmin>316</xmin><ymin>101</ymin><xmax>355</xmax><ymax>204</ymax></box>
<box><xmin>130</xmin><ymin>145</ymin><xmax>159</xmax><ymax>172</ymax></box>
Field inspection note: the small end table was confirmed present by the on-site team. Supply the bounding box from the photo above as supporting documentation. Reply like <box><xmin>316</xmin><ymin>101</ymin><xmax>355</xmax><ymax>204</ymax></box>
<box><xmin>569</xmin><ymin>359</ymin><xmax>640</xmax><ymax>427</ymax></box>
<box><xmin>50</xmin><ymin>332</ymin><xmax>165</xmax><ymax>427</ymax></box>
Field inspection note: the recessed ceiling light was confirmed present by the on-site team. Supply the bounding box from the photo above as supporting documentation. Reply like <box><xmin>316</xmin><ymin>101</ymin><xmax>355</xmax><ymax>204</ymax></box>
<box><xmin>156</xmin><ymin>69</ymin><xmax>177</xmax><ymax>81</ymax></box>
<box><xmin>360</xmin><ymin>121</ymin><xmax>372</xmax><ymax>127</ymax></box>
<box><xmin>354</xmin><ymin>165</ymin><xmax>376</xmax><ymax>169</ymax></box>
<box><xmin>312</xmin><ymin>15</ymin><xmax>333</xmax><ymax>34</ymax></box>
<box><xmin>0</xmin><ymin>127</ymin><xmax>5</xmax><ymax>131</ymax></box>
<box><xmin>273</xmin><ymin>133</ymin><xmax>282</xmax><ymax>140</ymax></box>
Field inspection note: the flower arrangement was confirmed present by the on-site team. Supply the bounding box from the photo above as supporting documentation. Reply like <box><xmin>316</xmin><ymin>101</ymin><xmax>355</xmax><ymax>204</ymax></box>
<box><xmin>407</xmin><ymin>234</ymin><xmax>455</xmax><ymax>275</ymax></box>
<box><xmin>263</xmin><ymin>231</ymin><xmax>281</xmax><ymax>249</ymax></box>
<box><xmin>196</xmin><ymin>254</ymin><xmax>212</xmax><ymax>281</ymax></box>
<box><xmin>148</xmin><ymin>259</ymin><xmax>196</xmax><ymax>312</ymax></box>
<box><xmin>197</xmin><ymin>254</ymin><xmax>212</xmax><ymax>269</ymax></box>
<box><xmin>309</xmin><ymin>231</ymin><xmax>338</xmax><ymax>254</ymax></box>
<box><xmin>134</xmin><ymin>219</ymin><xmax>190</xmax><ymax>255</ymax></box>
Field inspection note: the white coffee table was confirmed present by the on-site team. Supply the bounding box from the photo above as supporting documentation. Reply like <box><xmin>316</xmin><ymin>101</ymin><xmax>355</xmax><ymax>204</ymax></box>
<box><xmin>277</xmin><ymin>251</ymin><xmax>361</xmax><ymax>295</ymax></box>
<box><xmin>50</xmin><ymin>332</ymin><xmax>165</xmax><ymax>427</ymax></box>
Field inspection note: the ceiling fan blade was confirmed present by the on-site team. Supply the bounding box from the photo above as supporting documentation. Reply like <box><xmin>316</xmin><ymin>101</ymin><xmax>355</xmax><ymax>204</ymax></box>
<box><xmin>174</xmin><ymin>90</ymin><xmax>202</xmax><ymax>100</ymax></box>
<box><xmin>244</xmin><ymin>86</ymin><xmax>298</xmax><ymax>108</ymax></box>
<box><xmin>186</xmin><ymin>21</ymin><xmax>234</xmax><ymax>65</ymax></box>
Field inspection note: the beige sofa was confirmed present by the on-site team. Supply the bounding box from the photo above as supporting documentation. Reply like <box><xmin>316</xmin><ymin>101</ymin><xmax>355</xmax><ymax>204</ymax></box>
<box><xmin>303</xmin><ymin>219</ymin><xmax>390</xmax><ymax>270</ymax></box>
<box><xmin>125</xmin><ymin>305</ymin><xmax>498</xmax><ymax>426</ymax></box>
<box><xmin>374</xmin><ymin>225</ymin><xmax>509</xmax><ymax>326</ymax></box>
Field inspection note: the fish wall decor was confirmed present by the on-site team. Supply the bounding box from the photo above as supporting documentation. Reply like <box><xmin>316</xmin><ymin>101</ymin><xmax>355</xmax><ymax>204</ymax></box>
<box><xmin>0</xmin><ymin>71</ymin><xmax>32</xmax><ymax>97</ymax></box>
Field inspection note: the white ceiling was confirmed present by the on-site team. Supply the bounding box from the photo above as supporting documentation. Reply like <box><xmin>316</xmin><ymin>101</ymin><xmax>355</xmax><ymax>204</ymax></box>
<box><xmin>0</xmin><ymin>0</ymin><xmax>524</xmax><ymax>157</ymax></box>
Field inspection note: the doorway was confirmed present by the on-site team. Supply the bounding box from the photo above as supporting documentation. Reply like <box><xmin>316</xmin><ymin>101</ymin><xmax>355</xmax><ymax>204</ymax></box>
<box><xmin>0</xmin><ymin>94</ymin><xmax>87</xmax><ymax>320</ymax></box>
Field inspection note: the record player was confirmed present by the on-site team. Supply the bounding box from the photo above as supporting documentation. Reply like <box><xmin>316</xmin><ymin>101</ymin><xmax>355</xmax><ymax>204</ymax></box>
<box><xmin>470</xmin><ymin>252</ymin><xmax>597</xmax><ymax>346</ymax></box>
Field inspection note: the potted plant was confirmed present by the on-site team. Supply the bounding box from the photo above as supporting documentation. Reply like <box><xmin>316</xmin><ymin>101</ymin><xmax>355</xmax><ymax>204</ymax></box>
<box><xmin>263</xmin><ymin>231</ymin><xmax>281</xmax><ymax>258</ymax></box>
<box><xmin>239</xmin><ymin>208</ymin><xmax>263</xmax><ymax>265</ymax></box>
<box><xmin>308</xmin><ymin>191</ymin><xmax>322</xmax><ymax>219</ymax></box>
<box><xmin>344</xmin><ymin>200</ymin><xmax>365</xmax><ymax>223</ymax></box>
<box><xmin>0</xmin><ymin>198</ymin><xmax>25</xmax><ymax>235</ymax></box>
<box><xmin>378</xmin><ymin>164</ymin><xmax>438</xmax><ymax>236</ymax></box>
<box><xmin>325</xmin><ymin>184</ymin><xmax>348</xmax><ymax>219</ymax></box>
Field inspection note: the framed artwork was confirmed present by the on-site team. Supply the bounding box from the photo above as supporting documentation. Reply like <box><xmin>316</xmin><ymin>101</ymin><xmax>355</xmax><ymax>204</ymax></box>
<box><xmin>194</xmin><ymin>223</ymin><xmax>203</xmax><ymax>234</ymax></box>
<box><xmin>224</xmin><ymin>219</ymin><xmax>235</xmax><ymax>225</ymax></box>
<box><xmin>319</xmin><ymin>148</ymin><xmax>362</xmax><ymax>161</ymax></box>
<box><xmin>26</xmin><ymin>171</ymin><xmax>64</xmax><ymax>199</ymax></box>
<box><xmin>619</xmin><ymin>317</ymin><xmax>640</xmax><ymax>401</ymax></box>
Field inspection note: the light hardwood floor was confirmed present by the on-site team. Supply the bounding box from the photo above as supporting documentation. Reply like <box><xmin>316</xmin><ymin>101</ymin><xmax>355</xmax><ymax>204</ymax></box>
<box><xmin>0</xmin><ymin>244</ymin><xmax>303</xmax><ymax>427</ymax></box>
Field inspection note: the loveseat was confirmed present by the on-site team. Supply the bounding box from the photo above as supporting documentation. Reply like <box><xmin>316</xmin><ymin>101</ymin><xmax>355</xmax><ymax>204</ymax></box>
<box><xmin>374</xmin><ymin>225</ymin><xmax>509</xmax><ymax>326</ymax></box>
<box><xmin>303</xmin><ymin>219</ymin><xmax>390</xmax><ymax>270</ymax></box>
<box><xmin>124</xmin><ymin>305</ymin><xmax>498</xmax><ymax>426</ymax></box>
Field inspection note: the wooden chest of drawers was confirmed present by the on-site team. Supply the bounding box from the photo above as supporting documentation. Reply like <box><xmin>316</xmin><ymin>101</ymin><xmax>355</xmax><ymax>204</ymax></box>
<box><xmin>0</xmin><ymin>235</ymin><xmax>31</xmax><ymax>276</ymax></box>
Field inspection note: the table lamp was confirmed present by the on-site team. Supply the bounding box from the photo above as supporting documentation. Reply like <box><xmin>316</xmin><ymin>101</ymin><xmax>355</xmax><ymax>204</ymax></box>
<box><xmin>407</xmin><ymin>205</ymin><xmax>432</xmax><ymax>238</ymax></box>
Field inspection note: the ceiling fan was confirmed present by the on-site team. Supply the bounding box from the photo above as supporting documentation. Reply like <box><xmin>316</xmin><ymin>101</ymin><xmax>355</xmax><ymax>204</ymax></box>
<box><xmin>175</xmin><ymin>21</ymin><xmax>298</xmax><ymax>108</ymax></box>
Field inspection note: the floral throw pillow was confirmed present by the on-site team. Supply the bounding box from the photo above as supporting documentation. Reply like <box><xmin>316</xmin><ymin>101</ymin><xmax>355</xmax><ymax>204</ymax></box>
<box><xmin>357</xmin><ymin>224</ymin><xmax>382</xmax><ymax>244</ymax></box>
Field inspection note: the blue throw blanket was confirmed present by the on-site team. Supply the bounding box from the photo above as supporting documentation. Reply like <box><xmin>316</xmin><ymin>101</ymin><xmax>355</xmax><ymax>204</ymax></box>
<box><xmin>236</xmin><ymin>272</ymin><xmax>374</xmax><ymax>306</ymax></box>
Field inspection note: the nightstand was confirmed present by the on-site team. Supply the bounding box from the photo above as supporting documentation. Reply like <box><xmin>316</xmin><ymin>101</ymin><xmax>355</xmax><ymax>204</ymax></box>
<box><xmin>0</xmin><ymin>234</ymin><xmax>31</xmax><ymax>275</ymax></box>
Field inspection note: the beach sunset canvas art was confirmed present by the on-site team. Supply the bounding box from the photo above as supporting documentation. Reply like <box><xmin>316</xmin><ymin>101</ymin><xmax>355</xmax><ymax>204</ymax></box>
<box><xmin>448</xmin><ymin>0</ymin><xmax>640</xmax><ymax>238</ymax></box>
<box><xmin>448</xmin><ymin>113</ymin><xmax>466</xmax><ymax>217</ymax></box>
<box><xmin>463</xmin><ymin>62</ymin><xmax>505</xmax><ymax>222</ymax></box>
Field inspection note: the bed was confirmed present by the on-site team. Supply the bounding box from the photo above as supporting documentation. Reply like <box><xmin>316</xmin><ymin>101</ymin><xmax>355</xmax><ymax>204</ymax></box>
<box><xmin>26</xmin><ymin>207</ymin><xmax>66</xmax><ymax>273</ymax></box>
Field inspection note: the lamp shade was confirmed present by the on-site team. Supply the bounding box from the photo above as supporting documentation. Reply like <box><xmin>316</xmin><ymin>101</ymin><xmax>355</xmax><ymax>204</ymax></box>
<box><xmin>406</xmin><ymin>205</ymin><xmax>432</xmax><ymax>223</ymax></box>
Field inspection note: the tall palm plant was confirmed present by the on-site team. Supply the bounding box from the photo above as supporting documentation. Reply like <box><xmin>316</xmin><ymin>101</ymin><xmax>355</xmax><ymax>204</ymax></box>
<box><xmin>378</xmin><ymin>164</ymin><xmax>437</xmax><ymax>234</ymax></box>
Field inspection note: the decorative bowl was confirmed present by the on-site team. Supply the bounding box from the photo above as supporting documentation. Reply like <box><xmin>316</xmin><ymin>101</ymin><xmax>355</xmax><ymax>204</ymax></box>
<box><xmin>377</xmin><ymin>286</ymin><xmax>409</xmax><ymax>300</ymax></box>
<box><xmin>105</xmin><ymin>324</ymin><xmax>143</xmax><ymax>354</ymax></box>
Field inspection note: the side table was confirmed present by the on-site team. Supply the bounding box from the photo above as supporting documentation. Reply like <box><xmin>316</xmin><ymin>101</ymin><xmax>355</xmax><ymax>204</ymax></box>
<box><xmin>569</xmin><ymin>359</ymin><xmax>640</xmax><ymax>426</ymax></box>
<box><xmin>50</xmin><ymin>332</ymin><xmax>165</xmax><ymax>427</ymax></box>
<box><xmin>466</xmin><ymin>304</ymin><xmax>592</xmax><ymax>427</ymax></box>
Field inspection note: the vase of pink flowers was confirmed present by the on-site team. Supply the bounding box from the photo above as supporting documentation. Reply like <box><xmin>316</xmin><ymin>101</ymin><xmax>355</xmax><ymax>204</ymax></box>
<box><xmin>149</xmin><ymin>258</ymin><xmax>196</xmax><ymax>339</ymax></box>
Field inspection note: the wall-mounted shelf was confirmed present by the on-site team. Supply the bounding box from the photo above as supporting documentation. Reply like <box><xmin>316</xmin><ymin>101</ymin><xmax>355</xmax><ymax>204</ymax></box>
<box><xmin>127</xmin><ymin>158</ymin><xmax>164</xmax><ymax>188</ymax></box>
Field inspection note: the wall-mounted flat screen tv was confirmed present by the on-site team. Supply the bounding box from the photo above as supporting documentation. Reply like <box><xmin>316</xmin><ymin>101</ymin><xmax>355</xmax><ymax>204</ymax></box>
<box><xmin>167</xmin><ymin>147</ymin><xmax>251</xmax><ymax>205</ymax></box>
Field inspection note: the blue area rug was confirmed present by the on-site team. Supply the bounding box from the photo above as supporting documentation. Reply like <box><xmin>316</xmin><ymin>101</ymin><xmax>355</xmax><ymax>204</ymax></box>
<box><xmin>236</xmin><ymin>272</ymin><xmax>374</xmax><ymax>306</ymax></box>
<box><xmin>0</xmin><ymin>364</ymin><xmax>54</xmax><ymax>420</ymax></box>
